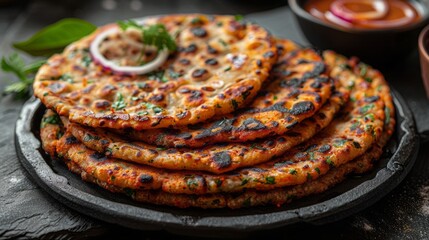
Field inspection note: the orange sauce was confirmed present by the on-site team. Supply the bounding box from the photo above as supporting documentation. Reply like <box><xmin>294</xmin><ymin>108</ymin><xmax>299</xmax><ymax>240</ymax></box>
<box><xmin>305</xmin><ymin>0</ymin><xmax>421</xmax><ymax>29</ymax></box>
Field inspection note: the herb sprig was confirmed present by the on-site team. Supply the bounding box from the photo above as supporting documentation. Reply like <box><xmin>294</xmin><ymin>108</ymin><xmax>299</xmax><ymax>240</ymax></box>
<box><xmin>117</xmin><ymin>20</ymin><xmax>177</xmax><ymax>52</ymax></box>
<box><xmin>1</xmin><ymin>53</ymin><xmax>46</xmax><ymax>98</ymax></box>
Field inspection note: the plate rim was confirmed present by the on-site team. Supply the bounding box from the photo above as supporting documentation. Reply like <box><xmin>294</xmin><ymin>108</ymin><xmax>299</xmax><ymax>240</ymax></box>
<box><xmin>14</xmin><ymin>88</ymin><xmax>419</xmax><ymax>235</ymax></box>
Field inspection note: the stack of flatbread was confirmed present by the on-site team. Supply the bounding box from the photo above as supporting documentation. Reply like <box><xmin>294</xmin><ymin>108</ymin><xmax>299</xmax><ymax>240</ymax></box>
<box><xmin>35</xmin><ymin>15</ymin><xmax>395</xmax><ymax>209</ymax></box>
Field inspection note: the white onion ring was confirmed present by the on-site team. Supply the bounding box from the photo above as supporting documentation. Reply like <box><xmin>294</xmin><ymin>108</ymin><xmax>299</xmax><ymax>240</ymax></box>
<box><xmin>331</xmin><ymin>0</ymin><xmax>389</xmax><ymax>22</ymax></box>
<box><xmin>90</xmin><ymin>27</ymin><xmax>169</xmax><ymax>75</ymax></box>
<box><xmin>359</xmin><ymin>0</ymin><xmax>416</xmax><ymax>28</ymax></box>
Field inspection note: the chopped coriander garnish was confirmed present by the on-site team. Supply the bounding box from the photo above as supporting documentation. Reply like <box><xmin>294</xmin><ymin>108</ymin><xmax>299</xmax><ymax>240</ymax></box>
<box><xmin>289</xmin><ymin>169</ymin><xmax>297</xmax><ymax>175</ymax></box>
<box><xmin>147</xmin><ymin>70</ymin><xmax>168</xmax><ymax>83</ymax></box>
<box><xmin>326</xmin><ymin>157</ymin><xmax>335</xmax><ymax>167</ymax></box>
<box><xmin>234</xmin><ymin>15</ymin><xmax>244</xmax><ymax>21</ymax></box>
<box><xmin>59</xmin><ymin>73</ymin><xmax>74</xmax><ymax>83</ymax></box>
<box><xmin>265</xmin><ymin>176</ymin><xmax>275</xmax><ymax>184</ymax></box>
<box><xmin>191</xmin><ymin>17</ymin><xmax>202</xmax><ymax>25</ymax></box>
<box><xmin>224</xmin><ymin>66</ymin><xmax>231</xmax><ymax>72</ymax></box>
<box><xmin>168</xmin><ymin>69</ymin><xmax>182</xmax><ymax>79</ymax></box>
<box><xmin>333</xmin><ymin>139</ymin><xmax>347</xmax><ymax>147</ymax></box>
<box><xmin>359</xmin><ymin>63</ymin><xmax>368</xmax><ymax>76</ymax></box>
<box><xmin>42</xmin><ymin>114</ymin><xmax>60</xmax><ymax>127</ymax></box>
<box><xmin>137</xmin><ymin>111</ymin><xmax>148</xmax><ymax>116</ymax></box>
<box><xmin>112</xmin><ymin>92</ymin><xmax>127</xmax><ymax>111</ymax></box>
<box><xmin>214</xmin><ymin>179</ymin><xmax>223</xmax><ymax>187</ymax></box>
<box><xmin>82</xmin><ymin>55</ymin><xmax>92</xmax><ymax>67</ymax></box>
<box><xmin>142</xmin><ymin>102</ymin><xmax>163</xmax><ymax>114</ymax></box>
<box><xmin>360</xmin><ymin>103</ymin><xmax>374</xmax><ymax>114</ymax></box>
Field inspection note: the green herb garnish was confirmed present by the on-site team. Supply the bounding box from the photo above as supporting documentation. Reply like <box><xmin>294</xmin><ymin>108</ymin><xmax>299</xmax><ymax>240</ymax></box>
<box><xmin>147</xmin><ymin>70</ymin><xmax>168</xmax><ymax>83</ymax></box>
<box><xmin>112</xmin><ymin>92</ymin><xmax>127</xmax><ymax>111</ymax></box>
<box><xmin>234</xmin><ymin>15</ymin><xmax>244</xmax><ymax>21</ymax></box>
<box><xmin>142</xmin><ymin>102</ymin><xmax>163</xmax><ymax>114</ymax></box>
<box><xmin>265</xmin><ymin>176</ymin><xmax>275</xmax><ymax>184</ymax></box>
<box><xmin>117</xmin><ymin>20</ymin><xmax>177</xmax><ymax>52</ymax></box>
<box><xmin>1</xmin><ymin>53</ymin><xmax>46</xmax><ymax>98</ymax></box>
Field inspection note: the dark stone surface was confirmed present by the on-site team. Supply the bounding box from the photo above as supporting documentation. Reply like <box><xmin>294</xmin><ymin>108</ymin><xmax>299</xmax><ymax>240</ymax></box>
<box><xmin>1</xmin><ymin>0</ymin><xmax>429</xmax><ymax>239</ymax></box>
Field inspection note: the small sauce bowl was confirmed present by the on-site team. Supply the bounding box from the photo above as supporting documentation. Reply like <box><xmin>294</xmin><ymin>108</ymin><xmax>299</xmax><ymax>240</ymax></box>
<box><xmin>289</xmin><ymin>0</ymin><xmax>429</xmax><ymax>65</ymax></box>
<box><xmin>418</xmin><ymin>24</ymin><xmax>429</xmax><ymax>98</ymax></box>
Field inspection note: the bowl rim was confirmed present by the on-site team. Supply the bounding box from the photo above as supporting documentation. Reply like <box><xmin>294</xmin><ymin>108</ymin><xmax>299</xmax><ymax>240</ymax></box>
<box><xmin>419</xmin><ymin>24</ymin><xmax>429</xmax><ymax>60</ymax></box>
<box><xmin>288</xmin><ymin>0</ymin><xmax>429</xmax><ymax>34</ymax></box>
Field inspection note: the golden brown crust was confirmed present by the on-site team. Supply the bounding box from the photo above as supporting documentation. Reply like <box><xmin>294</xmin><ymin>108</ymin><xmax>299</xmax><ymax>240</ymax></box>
<box><xmin>34</xmin><ymin>15</ymin><xmax>277</xmax><ymax>130</ymax></box>
<box><xmin>60</xmin><ymin>134</ymin><xmax>384</xmax><ymax>209</ymax></box>
<box><xmin>67</xmin><ymin>91</ymin><xmax>345</xmax><ymax>173</ymax></box>
<box><xmin>40</xmin><ymin>109</ymin><xmax>63</xmax><ymax>157</ymax></box>
<box><xmin>123</xmin><ymin>42</ymin><xmax>334</xmax><ymax>147</ymax></box>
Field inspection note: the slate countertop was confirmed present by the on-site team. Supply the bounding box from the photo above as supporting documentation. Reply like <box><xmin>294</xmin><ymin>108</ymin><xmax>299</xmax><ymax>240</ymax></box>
<box><xmin>1</xmin><ymin>0</ymin><xmax>429</xmax><ymax>239</ymax></box>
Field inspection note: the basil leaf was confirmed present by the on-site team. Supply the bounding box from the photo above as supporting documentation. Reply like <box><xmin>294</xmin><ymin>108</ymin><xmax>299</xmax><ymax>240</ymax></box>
<box><xmin>13</xmin><ymin>18</ymin><xmax>96</xmax><ymax>56</ymax></box>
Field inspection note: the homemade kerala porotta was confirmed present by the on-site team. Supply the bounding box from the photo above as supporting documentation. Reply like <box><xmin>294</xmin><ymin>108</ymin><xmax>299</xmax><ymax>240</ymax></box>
<box><xmin>34</xmin><ymin>15</ymin><xmax>277</xmax><ymax>130</ymax></box>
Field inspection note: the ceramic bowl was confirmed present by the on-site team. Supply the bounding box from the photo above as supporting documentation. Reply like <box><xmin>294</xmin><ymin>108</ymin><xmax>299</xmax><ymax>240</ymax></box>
<box><xmin>289</xmin><ymin>0</ymin><xmax>429</xmax><ymax>65</ymax></box>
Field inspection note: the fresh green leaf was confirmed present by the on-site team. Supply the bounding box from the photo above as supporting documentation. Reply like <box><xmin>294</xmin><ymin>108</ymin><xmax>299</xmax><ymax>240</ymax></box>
<box><xmin>13</xmin><ymin>18</ymin><xmax>96</xmax><ymax>56</ymax></box>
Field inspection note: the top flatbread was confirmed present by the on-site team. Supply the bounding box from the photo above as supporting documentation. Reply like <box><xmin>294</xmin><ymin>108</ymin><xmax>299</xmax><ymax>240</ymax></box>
<box><xmin>34</xmin><ymin>14</ymin><xmax>277</xmax><ymax>130</ymax></box>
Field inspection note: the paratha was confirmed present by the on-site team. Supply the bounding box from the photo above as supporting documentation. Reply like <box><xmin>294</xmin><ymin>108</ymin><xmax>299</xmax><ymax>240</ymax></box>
<box><xmin>119</xmin><ymin>41</ymin><xmax>334</xmax><ymax>147</ymax></box>
<box><xmin>34</xmin><ymin>14</ymin><xmax>277</xmax><ymax>130</ymax></box>
<box><xmin>50</xmin><ymin>50</ymin><xmax>390</xmax><ymax>195</ymax></box>
<box><xmin>66</xmin><ymin>45</ymin><xmax>345</xmax><ymax>173</ymax></box>
<box><xmin>41</xmin><ymin>89</ymin><xmax>394</xmax><ymax>209</ymax></box>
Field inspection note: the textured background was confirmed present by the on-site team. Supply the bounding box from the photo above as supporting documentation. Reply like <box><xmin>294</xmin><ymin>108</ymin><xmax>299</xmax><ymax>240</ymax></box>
<box><xmin>1</xmin><ymin>0</ymin><xmax>429</xmax><ymax>239</ymax></box>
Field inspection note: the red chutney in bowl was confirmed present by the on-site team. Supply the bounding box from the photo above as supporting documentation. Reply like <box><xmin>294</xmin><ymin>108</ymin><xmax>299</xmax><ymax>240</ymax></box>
<box><xmin>305</xmin><ymin>0</ymin><xmax>421</xmax><ymax>30</ymax></box>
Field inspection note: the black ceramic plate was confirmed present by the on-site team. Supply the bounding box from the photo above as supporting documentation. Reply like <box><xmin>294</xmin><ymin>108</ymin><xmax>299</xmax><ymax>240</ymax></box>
<box><xmin>15</xmin><ymin>89</ymin><xmax>418</xmax><ymax>237</ymax></box>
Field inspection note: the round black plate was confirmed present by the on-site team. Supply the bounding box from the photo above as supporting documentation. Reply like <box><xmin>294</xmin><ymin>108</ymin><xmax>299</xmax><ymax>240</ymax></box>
<box><xmin>15</xmin><ymin>89</ymin><xmax>418</xmax><ymax>237</ymax></box>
